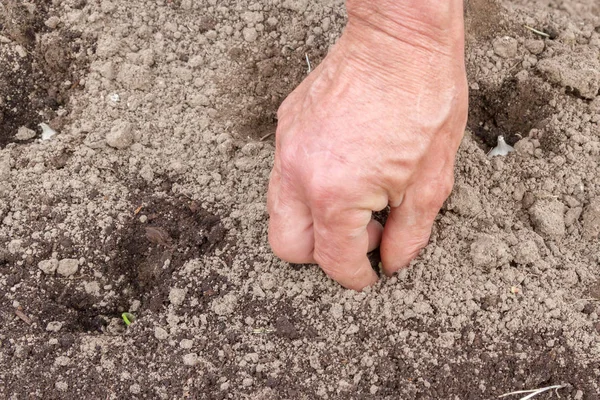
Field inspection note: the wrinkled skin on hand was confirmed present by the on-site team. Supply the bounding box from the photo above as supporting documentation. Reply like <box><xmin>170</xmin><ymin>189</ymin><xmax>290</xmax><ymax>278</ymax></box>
<box><xmin>267</xmin><ymin>8</ymin><xmax>468</xmax><ymax>290</ymax></box>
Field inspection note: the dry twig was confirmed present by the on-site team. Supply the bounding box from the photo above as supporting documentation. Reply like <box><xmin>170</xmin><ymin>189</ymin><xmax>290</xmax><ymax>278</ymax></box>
<box><xmin>499</xmin><ymin>384</ymin><xmax>566</xmax><ymax>400</ymax></box>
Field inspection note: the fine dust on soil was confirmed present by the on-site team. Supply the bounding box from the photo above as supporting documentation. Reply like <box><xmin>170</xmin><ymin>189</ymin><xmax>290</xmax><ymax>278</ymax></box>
<box><xmin>1</xmin><ymin>0</ymin><xmax>600</xmax><ymax>399</ymax></box>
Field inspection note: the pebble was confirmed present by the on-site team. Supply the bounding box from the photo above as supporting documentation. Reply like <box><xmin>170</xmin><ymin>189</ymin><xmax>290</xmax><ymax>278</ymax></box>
<box><xmin>582</xmin><ymin>197</ymin><xmax>600</xmax><ymax>239</ymax></box>
<box><xmin>183</xmin><ymin>352</ymin><xmax>199</xmax><ymax>366</ymax></box>
<box><xmin>45</xmin><ymin>16</ymin><xmax>61</xmax><ymax>29</ymax></box>
<box><xmin>46</xmin><ymin>321</ymin><xmax>63</xmax><ymax>332</ymax></box>
<box><xmin>106</xmin><ymin>121</ymin><xmax>134</xmax><ymax>149</ymax></box>
<box><xmin>38</xmin><ymin>259</ymin><xmax>59</xmax><ymax>275</ymax></box>
<box><xmin>524</xmin><ymin>39</ymin><xmax>545</xmax><ymax>55</ymax></box>
<box><xmin>154</xmin><ymin>326</ymin><xmax>169</xmax><ymax>340</ymax></box>
<box><xmin>260</xmin><ymin>273</ymin><xmax>275</xmax><ymax>290</ymax></box>
<box><xmin>15</xmin><ymin>126</ymin><xmax>36</xmax><ymax>141</ymax></box>
<box><xmin>129</xmin><ymin>383</ymin><xmax>141</xmax><ymax>394</ymax></box>
<box><xmin>180</xmin><ymin>339</ymin><xmax>193</xmax><ymax>349</ymax></box>
<box><xmin>0</xmin><ymin>154</ymin><xmax>10</xmax><ymax>181</ymax></box>
<box><xmin>492</xmin><ymin>36</ymin><xmax>518</xmax><ymax>58</ymax></box>
<box><xmin>242</xmin><ymin>27</ymin><xmax>258</xmax><ymax>42</ymax></box>
<box><xmin>529</xmin><ymin>199</ymin><xmax>566</xmax><ymax>237</ymax></box>
<box><xmin>54</xmin><ymin>356</ymin><xmax>71</xmax><ymax>366</ymax></box>
<box><xmin>100</xmin><ymin>0</ymin><xmax>115</xmax><ymax>13</ymax></box>
<box><xmin>242</xmin><ymin>378</ymin><xmax>253</xmax><ymax>387</ymax></box>
<box><xmin>55</xmin><ymin>381</ymin><xmax>68</xmax><ymax>392</ymax></box>
<box><xmin>169</xmin><ymin>287</ymin><xmax>187</xmax><ymax>306</ymax></box>
<box><xmin>513</xmin><ymin>240</ymin><xmax>540</xmax><ymax>265</ymax></box>
<box><xmin>57</xmin><ymin>259</ymin><xmax>79</xmax><ymax>277</ymax></box>
<box><xmin>330</xmin><ymin>303</ymin><xmax>344</xmax><ymax>319</ymax></box>
<box><xmin>211</xmin><ymin>293</ymin><xmax>237</xmax><ymax>316</ymax></box>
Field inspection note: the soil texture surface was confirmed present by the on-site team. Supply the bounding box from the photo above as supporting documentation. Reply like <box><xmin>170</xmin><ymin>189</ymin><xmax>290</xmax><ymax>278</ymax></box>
<box><xmin>1</xmin><ymin>0</ymin><xmax>599</xmax><ymax>399</ymax></box>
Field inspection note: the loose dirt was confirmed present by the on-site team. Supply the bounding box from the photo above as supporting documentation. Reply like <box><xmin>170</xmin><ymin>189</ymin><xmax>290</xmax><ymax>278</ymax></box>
<box><xmin>1</xmin><ymin>0</ymin><xmax>599</xmax><ymax>399</ymax></box>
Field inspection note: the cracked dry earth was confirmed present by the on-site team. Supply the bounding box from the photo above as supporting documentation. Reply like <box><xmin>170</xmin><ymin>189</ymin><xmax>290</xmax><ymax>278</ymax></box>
<box><xmin>1</xmin><ymin>0</ymin><xmax>600</xmax><ymax>399</ymax></box>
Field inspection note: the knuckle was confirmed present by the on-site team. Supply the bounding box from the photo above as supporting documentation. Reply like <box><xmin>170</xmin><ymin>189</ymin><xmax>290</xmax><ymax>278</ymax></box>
<box><xmin>307</xmin><ymin>175</ymin><xmax>352</xmax><ymax>216</ymax></box>
<box><xmin>309</xmin><ymin>182</ymin><xmax>339</xmax><ymax>213</ymax></box>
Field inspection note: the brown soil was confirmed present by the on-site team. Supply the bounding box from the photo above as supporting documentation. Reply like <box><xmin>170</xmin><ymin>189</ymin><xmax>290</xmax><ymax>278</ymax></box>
<box><xmin>0</xmin><ymin>0</ymin><xmax>92</xmax><ymax>147</ymax></box>
<box><xmin>1</xmin><ymin>0</ymin><xmax>599</xmax><ymax>399</ymax></box>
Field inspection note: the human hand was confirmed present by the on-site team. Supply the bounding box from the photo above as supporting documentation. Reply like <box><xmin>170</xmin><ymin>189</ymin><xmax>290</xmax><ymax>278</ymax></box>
<box><xmin>267</xmin><ymin>1</ymin><xmax>468</xmax><ymax>290</ymax></box>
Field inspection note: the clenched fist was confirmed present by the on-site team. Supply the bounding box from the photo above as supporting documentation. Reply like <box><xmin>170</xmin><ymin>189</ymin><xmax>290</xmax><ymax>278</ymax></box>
<box><xmin>268</xmin><ymin>0</ymin><xmax>468</xmax><ymax>290</ymax></box>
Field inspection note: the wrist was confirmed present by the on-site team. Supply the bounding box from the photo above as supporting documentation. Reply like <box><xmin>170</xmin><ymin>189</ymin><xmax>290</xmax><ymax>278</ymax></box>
<box><xmin>345</xmin><ymin>0</ymin><xmax>465</xmax><ymax>56</ymax></box>
<box><xmin>339</xmin><ymin>0</ymin><xmax>466</xmax><ymax>93</ymax></box>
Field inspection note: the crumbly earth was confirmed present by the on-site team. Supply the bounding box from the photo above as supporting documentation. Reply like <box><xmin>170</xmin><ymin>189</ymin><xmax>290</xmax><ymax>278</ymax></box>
<box><xmin>1</xmin><ymin>0</ymin><xmax>599</xmax><ymax>399</ymax></box>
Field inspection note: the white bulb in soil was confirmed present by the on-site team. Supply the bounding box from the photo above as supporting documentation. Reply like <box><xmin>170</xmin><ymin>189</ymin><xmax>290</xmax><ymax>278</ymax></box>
<box><xmin>487</xmin><ymin>135</ymin><xmax>515</xmax><ymax>157</ymax></box>
<box><xmin>39</xmin><ymin>123</ymin><xmax>57</xmax><ymax>141</ymax></box>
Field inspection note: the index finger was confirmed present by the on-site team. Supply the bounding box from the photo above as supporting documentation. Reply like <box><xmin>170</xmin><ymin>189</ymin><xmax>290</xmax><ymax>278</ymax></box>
<box><xmin>312</xmin><ymin>207</ymin><xmax>378</xmax><ymax>290</ymax></box>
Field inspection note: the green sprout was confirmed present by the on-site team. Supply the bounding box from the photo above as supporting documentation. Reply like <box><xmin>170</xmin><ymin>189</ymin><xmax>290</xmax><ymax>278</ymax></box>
<box><xmin>122</xmin><ymin>312</ymin><xmax>136</xmax><ymax>326</ymax></box>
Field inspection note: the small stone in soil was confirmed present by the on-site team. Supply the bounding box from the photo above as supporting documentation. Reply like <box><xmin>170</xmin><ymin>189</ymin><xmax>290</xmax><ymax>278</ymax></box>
<box><xmin>154</xmin><ymin>326</ymin><xmax>169</xmax><ymax>340</ymax></box>
<box><xmin>106</xmin><ymin>120</ymin><xmax>134</xmax><ymax>149</ymax></box>
<box><xmin>493</xmin><ymin>36</ymin><xmax>518</xmax><ymax>58</ymax></box>
<box><xmin>57</xmin><ymin>259</ymin><xmax>79</xmax><ymax>277</ymax></box>
<box><xmin>169</xmin><ymin>287</ymin><xmax>187</xmax><ymax>306</ymax></box>
<box><xmin>46</xmin><ymin>321</ymin><xmax>63</xmax><ymax>332</ymax></box>
<box><xmin>15</xmin><ymin>126</ymin><xmax>36</xmax><ymax>140</ymax></box>
<box><xmin>183</xmin><ymin>353</ymin><xmax>199</xmax><ymax>366</ymax></box>
<box><xmin>38</xmin><ymin>259</ymin><xmax>59</xmax><ymax>275</ymax></box>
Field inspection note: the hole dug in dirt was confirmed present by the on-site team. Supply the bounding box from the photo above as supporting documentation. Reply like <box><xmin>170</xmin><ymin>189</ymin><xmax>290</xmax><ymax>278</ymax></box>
<box><xmin>112</xmin><ymin>196</ymin><xmax>227</xmax><ymax>314</ymax></box>
<box><xmin>37</xmin><ymin>195</ymin><xmax>227</xmax><ymax>333</ymax></box>
<box><xmin>468</xmin><ymin>77</ymin><xmax>554</xmax><ymax>149</ymax></box>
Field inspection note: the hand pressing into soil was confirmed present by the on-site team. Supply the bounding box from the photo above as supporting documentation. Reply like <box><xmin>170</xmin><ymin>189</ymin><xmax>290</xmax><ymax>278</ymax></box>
<box><xmin>268</xmin><ymin>0</ymin><xmax>469</xmax><ymax>290</ymax></box>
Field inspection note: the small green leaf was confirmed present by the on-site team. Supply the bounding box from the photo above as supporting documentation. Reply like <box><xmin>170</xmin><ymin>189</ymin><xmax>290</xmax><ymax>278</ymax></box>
<box><xmin>122</xmin><ymin>312</ymin><xmax>136</xmax><ymax>326</ymax></box>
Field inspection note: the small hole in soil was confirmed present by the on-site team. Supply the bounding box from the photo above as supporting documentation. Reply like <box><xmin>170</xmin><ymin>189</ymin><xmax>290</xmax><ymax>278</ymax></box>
<box><xmin>468</xmin><ymin>77</ymin><xmax>554</xmax><ymax>150</ymax></box>
<box><xmin>111</xmin><ymin>194</ymin><xmax>226</xmax><ymax>313</ymax></box>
